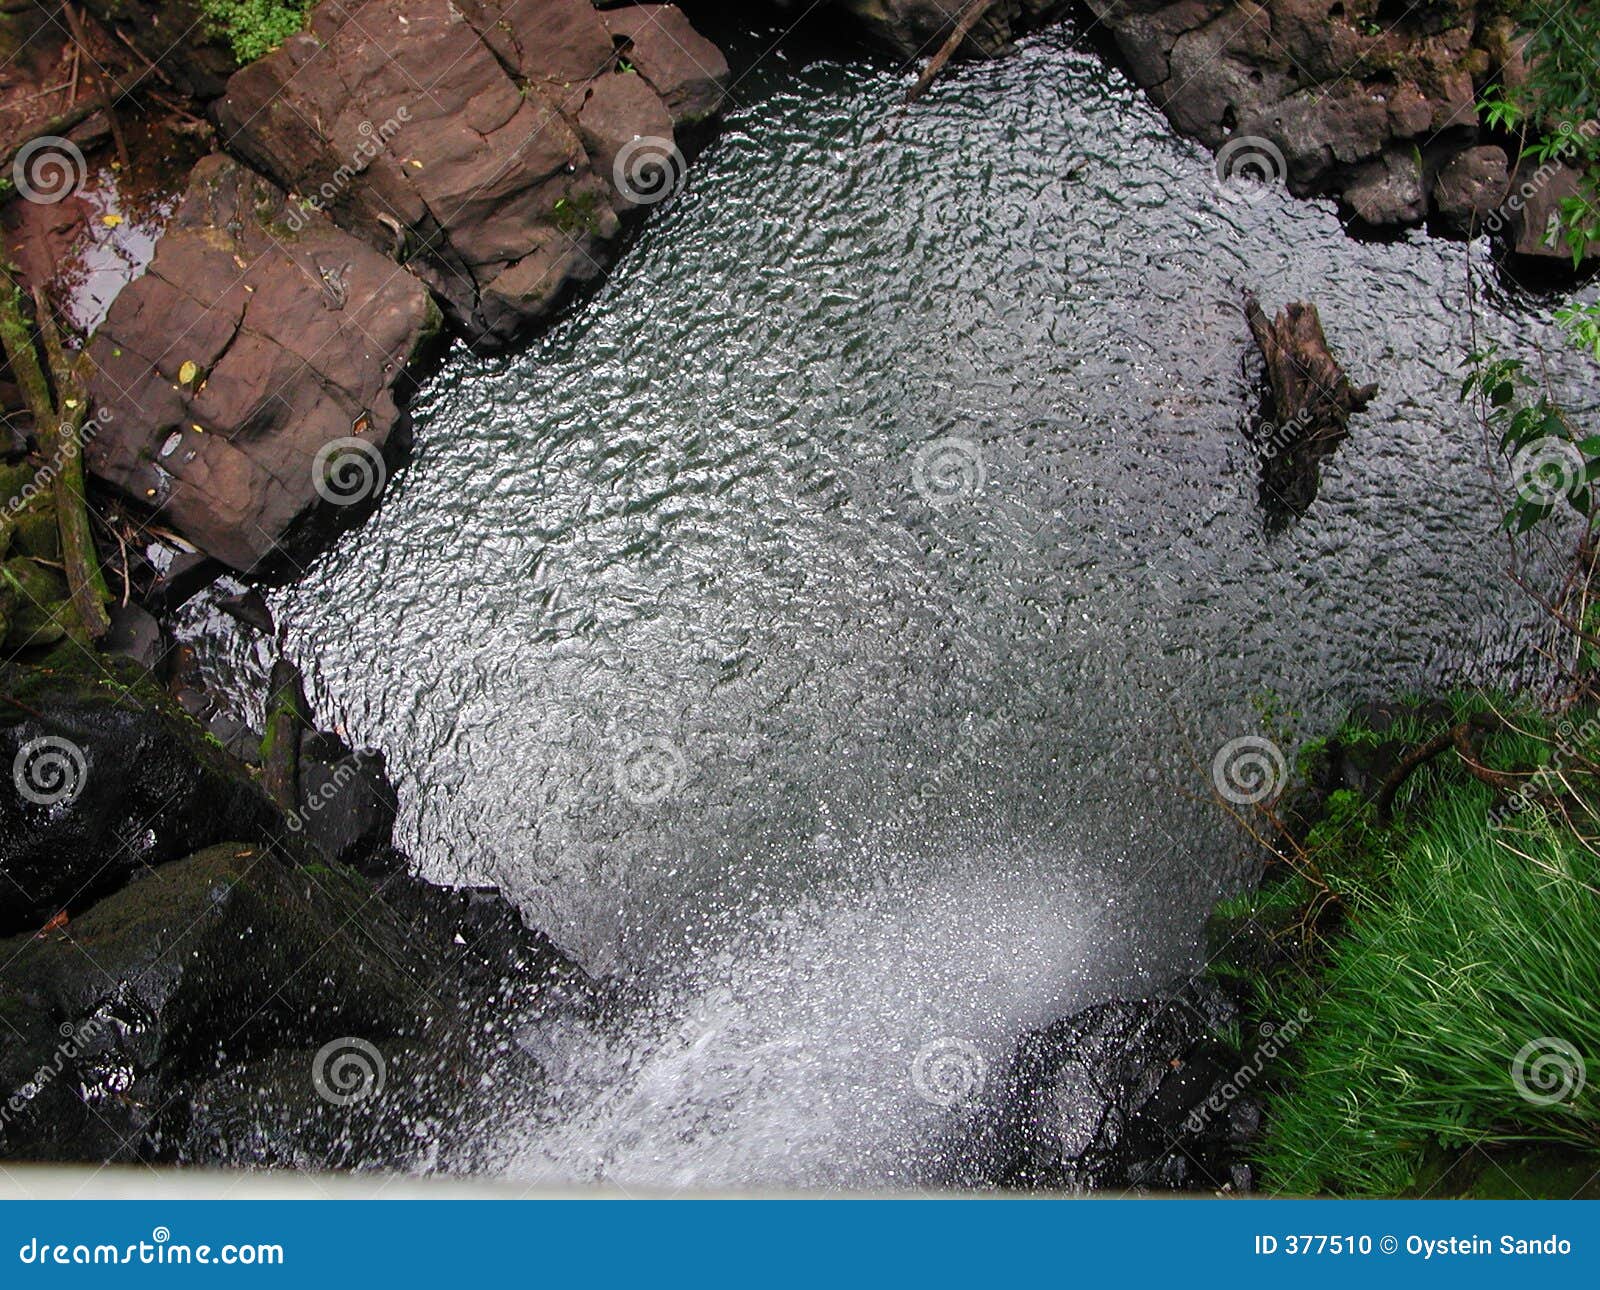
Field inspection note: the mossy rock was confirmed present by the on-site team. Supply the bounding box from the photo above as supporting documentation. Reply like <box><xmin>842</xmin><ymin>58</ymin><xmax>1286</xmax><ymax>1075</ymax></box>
<box><xmin>0</xmin><ymin>655</ymin><xmax>287</xmax><ymax>934</ymax></box>
<box><xmin>1</xmin><ymin>557</ymin><xmax>70</xmax><ymax>651</ymax></box>
<box><xmin>0</xmin><ymin>842</ymin><xmax>450</xmax><ymax>1163</ymax></box>
<box><xmin>9</xmin><ymin>504</ymin><xmax>60</xmax><ymax>563</ymax></box>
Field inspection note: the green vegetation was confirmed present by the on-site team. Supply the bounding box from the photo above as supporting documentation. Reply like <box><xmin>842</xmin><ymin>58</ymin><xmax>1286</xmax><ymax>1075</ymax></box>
<box><xmin>199</xmin><ymin>0</ymin><xmax>310</xmax><ymax>65</ymax></box>
<box><xmin>1215</xmin><ymin>697</ymin><xmax>1600</xmax><ymax>1196</ymax></box>
<box><xmin>1481</xmin><ymin>2</ymin><xmax>1600</xmax><ymax>343</ymax></box>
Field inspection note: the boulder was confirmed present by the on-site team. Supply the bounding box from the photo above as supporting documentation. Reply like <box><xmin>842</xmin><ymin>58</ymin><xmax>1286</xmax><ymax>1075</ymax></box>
<box><xmin>602</xmin><ymin>5</ymin><xmax>733</xmax><ymax>128</ymax></box>
<box><xmin>84</xmin><ymin>154</ymin><xmax>439</xmax><ymax>573</ymax></box>
<box><xmin>0</xmin><ymin>659</ymin><xmax>284</xmax><ymax>937</ymax></box>
<box><xmin>1082</xmin><ymin>0</ymin><xmax>1506</xmax><ymax>232</ymax></box>
<box><xmin>1506</xmin><ymin>159</ymin><xmax>1600</xmax><ymax>265</ymax></box>
<box><xmin>0</xmin><ymin>836</ymin><xmax>596</xmax><ymax>1166</ymax></box>
<box><xmin>992</xmin><ymin>983</ymin><xmax>1254</xmax><ymax>1190</ymax></box>
<box><xmin>215</xmin><ymin>0</ymin><xmax>729</xmax><ymax>348</ymax></box>
<box><xmin>292</xmin><ymin>728</ymin><xmax>401</xmax><ymax>876</ymax></box>
<box><xmin>1431</xmin><ymin>144</ymin><xmax>1510</xmax><ymax>235</ymax></box>
<box><xmin>1344</xmin><ymin>147</ymin><xmax>1427</xmax><ymax>227</ymax></box>
<box><xmin>0</xmin><ymin>844</ymin><xmax>430</xmax><ymax>1162</ymax></box>
<box><xmin>102</xmin><ymin>602</ymin><xmax>167</xmax><ymax>674</ymax></box>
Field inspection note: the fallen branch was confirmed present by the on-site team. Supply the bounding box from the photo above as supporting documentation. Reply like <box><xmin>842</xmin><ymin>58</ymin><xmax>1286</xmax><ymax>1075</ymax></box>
<box><xmin>261</xmin><ymin>660</ymin><xmax>310</xmax><ymax>812</ymax></box>
<box><xmin>873</xmin><ymin>0</ymin><xmax>1002</xmax><ymax>143</ymax></box>
<box><xmin>64</xmin><ymin>3</ymin><xmax>130</xmax><ymax>172</ymax></box>
<box><xmin>1374</xmin><ymin>713</ymin><xmax>1519</xmax><ymax>823</ymax></box>
<box><xmin>905</xmin><ymin>0</ymin><xmax>1001</xmax><ymax>105</ymax></box>
<box><xmin>0</xmin><ymin>272</ymin><xmax>112</xmax><ymax>641</ymax></box>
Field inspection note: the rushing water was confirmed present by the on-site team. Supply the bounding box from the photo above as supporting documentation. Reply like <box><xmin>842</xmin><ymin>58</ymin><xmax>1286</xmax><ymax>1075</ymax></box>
<box><xmin>178</xmin><ymin>24</ymin><xmax>1597</xmax><ymax>1188</ymax></box>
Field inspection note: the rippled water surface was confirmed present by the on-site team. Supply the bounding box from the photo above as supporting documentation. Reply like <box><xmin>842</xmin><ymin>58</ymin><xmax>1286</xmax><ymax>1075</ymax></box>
<box><xmin>185</xmin><ymin>27</ymin><xmax>1598</xmax><ymax>1188</ymax></box>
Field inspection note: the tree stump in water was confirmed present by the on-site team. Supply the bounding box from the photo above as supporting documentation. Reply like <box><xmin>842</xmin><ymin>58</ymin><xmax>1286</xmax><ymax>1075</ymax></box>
<box><xmin>1244</xmin><ymin>295</ymin><xmax>1377</xmax><ymax>528</ymax></box>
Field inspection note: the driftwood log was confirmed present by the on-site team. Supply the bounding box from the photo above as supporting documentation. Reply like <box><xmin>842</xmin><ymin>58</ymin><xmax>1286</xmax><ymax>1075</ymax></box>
<box><xmin>1244</xmin><ymin>295</ymin><xmax>1377</xmax><ymax>527</ymax></box>
<box><xmin>261</xmin><ymin>659</ymin><xmax>311</xmax><ymax>813</ymax></box>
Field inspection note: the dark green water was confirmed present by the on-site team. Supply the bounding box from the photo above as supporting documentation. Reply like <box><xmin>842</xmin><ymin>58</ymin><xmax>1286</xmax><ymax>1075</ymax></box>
<box><xmin>178</xmin><ymin>26</ymin><xmax>1597</xmax><ymax>1187</ymax></box>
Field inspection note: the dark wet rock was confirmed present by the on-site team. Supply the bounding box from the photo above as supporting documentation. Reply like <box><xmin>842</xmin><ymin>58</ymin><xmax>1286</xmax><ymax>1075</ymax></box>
<box><xmin>102</xmin><ymin>602</ymin><xmax>166</xmax><ymax>674</ymax></box>
<box><xmin>84</xmin><ymin>154</ymin><xmax>439</xmax><ymax>573</ymax></box>
<box><xmin>1080</xmin><ymin>0</ymin><xmax>1501</xmax><ymax>233</ymax></box>
<box><xmin>993</xmin><ymin>981</ymin><xmax>1255</xmax><ymax>1191</ymax></box>
<box><xmin>141</xmin><ymin>548</ymin><xmax>222</xmax><ymax>616</ymax></box>
<box><xmin>0</xmin><ymin>835</ymin><xmax>595</xmax><ymax>1166</ymax></box>
<box><xmin>0</xmin><ymin>843</ymin><xmax>428</xmax><ymax>1162</ymax></box>
<box><xmin>177</xmin><ymin>1041</ymin><xmax>462</xmax><ymax>1170</ymax></box>
<box><xmin>0</xmin><ymin>659</ymin><xmax>284</xmax><ymax>937</ymax></box>
<box><xmin>292</xmin><ymin>728</ymin><xmax>400</xmax><ymax>876</ymax></box>
<box><xmin>1344</xmin><ymin>147</ymin><xmax>1427</xmax><ymax>227</ymax></box>
<box><xmin>1</xmin><ymin>645</ymin><xmax>421</xmax><ymax>936</ymax></box>
<box><xmin>1431</xmin><ymin>144</ymin><xmax>1510</xmax><ymax>235</ymax></box>
<box><xmin>215</xmin><ymin>0</ymin><xmax>728</xmax><ymax>349</ymax></box>
<box><xmin>216</xmin><ymin>587</ymin><xmax>275</xmax><ymax>636</ymax></box>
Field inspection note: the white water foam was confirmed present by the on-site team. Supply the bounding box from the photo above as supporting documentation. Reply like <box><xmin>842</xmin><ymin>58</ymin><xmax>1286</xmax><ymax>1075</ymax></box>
<box><xmin>489</xmin><ymin>855</ymin><xmax>1173</xmax><ymax>1192</ymax></box>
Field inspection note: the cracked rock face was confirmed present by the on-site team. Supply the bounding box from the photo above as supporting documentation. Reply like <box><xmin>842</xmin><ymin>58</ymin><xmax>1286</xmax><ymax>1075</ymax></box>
<box><xmin>1082</xmin><ymin>0</ymin><xmax>1495</xmax><ymax>230</ymax></box>
<box><xmin>214</xmin><ymin>0</ymin><xmax>729</xmax><ymax>348</ymax></box>
<box><xmin>84</xmin><ymin>154</ymin><xmax>438</xmax><ymax>573</ymax></box>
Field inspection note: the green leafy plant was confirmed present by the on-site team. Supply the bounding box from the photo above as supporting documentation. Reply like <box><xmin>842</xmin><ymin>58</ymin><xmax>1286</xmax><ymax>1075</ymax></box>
<box><xmin>1480</xmin><ymin>3</ymin><xmax>1600</xmax><ymax>270</ymax></box>
<box><xmin>199</xmin><ymin>0</ymin><xmax>310</xmax><ymax>65</ymax></box>
<box><xmin>1461</xmin><ymin>348</ymin><xmax>1598</xmax><ymax>533</ymax></box>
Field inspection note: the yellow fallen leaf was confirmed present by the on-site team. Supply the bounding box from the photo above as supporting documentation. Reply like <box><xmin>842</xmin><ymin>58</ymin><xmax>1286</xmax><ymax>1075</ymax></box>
<box><xmin>409</xmin><ymin>159</ymin><xmax>423</xmax><ymax>168</ymax></box>
<box><xmin>178</xmin><ymin>360</ymin><xmax>199</xmax><ymax>385</ymax></box>
<box><xmin>101</xmin><ymin>213</ymin><xmax>123</xmax><ymax>228</ymax></box>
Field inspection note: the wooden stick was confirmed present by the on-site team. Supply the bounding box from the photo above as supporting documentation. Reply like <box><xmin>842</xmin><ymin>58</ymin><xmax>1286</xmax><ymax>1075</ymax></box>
<box><xmin>905</xmin><ymin>0</ymin><xmax>1001</xmax><ymax>106</ymax></box>
<box><xmin>64</xmin><ymin>4</ymin><xmax>130</xmax><ymax>172</ymax></box>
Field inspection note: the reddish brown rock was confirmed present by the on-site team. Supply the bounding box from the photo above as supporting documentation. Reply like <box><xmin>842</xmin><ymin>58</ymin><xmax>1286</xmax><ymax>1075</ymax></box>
<box><xmin>603</xmin><ymin>4</ymin><xmax>733</xmax><ymax>127</ymax></box>
<box><xmin>1505</xmin><ymin>159</ymin><xmax>1600</xmax><ymax>264</ymax></box>
<box><xmin>215</xmin><ymin>0</ymin><xmax>728</xmax><ymax>349</ymax></box>
<box><xmin>84</xmin><ymin>155</ymin><xmax>439</xmax><ymax>572</ymax></box>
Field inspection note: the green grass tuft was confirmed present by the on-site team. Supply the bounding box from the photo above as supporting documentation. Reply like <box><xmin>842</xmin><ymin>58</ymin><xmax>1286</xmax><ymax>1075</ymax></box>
<box><xmin>1229</xmin><ymin>695</ymin><xmax>1600</xmax><ymax>1196</ymax></box>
